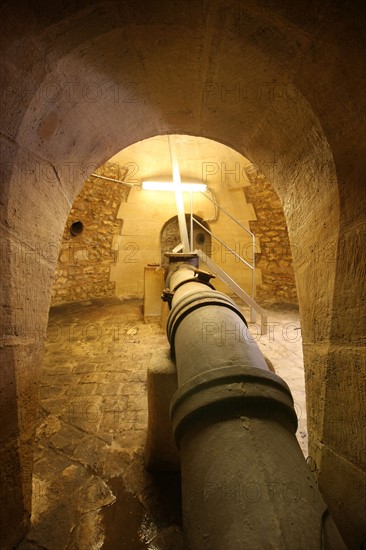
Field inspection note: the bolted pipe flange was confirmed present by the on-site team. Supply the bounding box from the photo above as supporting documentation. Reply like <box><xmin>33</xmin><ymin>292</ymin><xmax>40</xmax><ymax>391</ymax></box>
<box><xmin>170</xmin><ymin>365</ymin><xmax>297</xmax><ymax>448</ymax></box>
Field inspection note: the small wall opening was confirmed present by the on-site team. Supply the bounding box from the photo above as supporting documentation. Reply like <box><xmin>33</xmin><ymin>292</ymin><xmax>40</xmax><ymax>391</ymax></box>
<box><xmin>70</xmin><ymin>220</ymin><xmax>84</xmax><ymax>236</ymax></box>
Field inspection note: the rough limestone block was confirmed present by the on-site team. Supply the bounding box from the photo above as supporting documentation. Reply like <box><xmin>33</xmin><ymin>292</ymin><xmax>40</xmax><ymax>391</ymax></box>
<box><xmin>144</xmin><ymin>348</ymin><xmax>180</xmax><ymax>471</ymax></box>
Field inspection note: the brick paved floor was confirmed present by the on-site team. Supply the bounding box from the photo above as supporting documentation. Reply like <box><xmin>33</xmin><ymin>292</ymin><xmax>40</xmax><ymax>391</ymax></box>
<box><xmin>21</xmin><ymin>298</ymin><xmax>306</xmax><ymax>549</ymax></box>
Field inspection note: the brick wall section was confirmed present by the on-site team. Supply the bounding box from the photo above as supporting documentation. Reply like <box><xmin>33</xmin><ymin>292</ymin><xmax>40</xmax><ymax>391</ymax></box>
<box><xmin>243</xmin><ymin>164</ymin><xmax>298</xmax><ymax>306</ymax></box>
<box><xmin>51</xmin><ymin>163</ymin><xmax>130</xmax><ymax>305</ymax></box>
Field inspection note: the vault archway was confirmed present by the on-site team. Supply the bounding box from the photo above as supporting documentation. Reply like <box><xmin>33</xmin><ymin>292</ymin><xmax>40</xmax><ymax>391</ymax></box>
<box><xmin>1</xmin><ymin>2</ymin><xmax>365</xmax><ymax>548</ymax></box>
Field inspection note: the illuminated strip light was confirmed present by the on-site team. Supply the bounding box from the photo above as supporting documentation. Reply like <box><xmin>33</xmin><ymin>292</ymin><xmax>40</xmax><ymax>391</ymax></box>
<box><xmin>142</xmin><ymin>181</ymin><xmax>207</xmax><ymax>192</ymax></box>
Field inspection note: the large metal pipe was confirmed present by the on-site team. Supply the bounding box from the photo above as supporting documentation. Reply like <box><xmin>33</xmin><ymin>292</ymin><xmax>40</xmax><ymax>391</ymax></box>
<box><xmin>165</xmin><ymin>257</ymin><xmax>346</xmax><ymax>550</ymax></box>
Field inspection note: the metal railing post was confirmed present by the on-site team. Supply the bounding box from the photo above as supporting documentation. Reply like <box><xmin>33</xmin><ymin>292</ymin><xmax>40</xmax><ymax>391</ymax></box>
<box><xmin>250</xmin><ymin>234</ymin><xmax>256</xmax><ymax>323</ymax></box>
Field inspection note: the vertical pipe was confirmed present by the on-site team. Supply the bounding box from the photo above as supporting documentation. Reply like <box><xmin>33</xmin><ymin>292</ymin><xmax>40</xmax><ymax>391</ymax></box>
<box><xmin>168</xmin><ymin>135</ymin><xmax>190</xmax><ymax>253</ymax></box>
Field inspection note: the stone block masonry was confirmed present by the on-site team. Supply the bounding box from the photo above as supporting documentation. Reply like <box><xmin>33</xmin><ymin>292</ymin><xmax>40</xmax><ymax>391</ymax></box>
<box><xmin>244</xmin><ymin>164</ymin><xmax>298</xmax><ymax>306</ymax></box>
<box><xmin>51</xmin><ymin>163</ymin><xmax>130</xmax><ymax>305</ymax></box>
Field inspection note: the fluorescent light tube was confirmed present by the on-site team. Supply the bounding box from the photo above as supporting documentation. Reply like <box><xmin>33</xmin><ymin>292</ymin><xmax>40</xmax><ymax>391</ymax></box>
<box><xmin>142</xmin><ymin>181</ymin><xmax>207</xmax><ymax>192</ymax></box>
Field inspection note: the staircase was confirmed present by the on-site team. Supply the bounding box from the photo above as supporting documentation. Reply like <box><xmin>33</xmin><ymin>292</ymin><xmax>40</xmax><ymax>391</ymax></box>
<box><xmin>167</xmin><ymin>187</ymin><xmax>268</xmax><ymax>334</ymax></box>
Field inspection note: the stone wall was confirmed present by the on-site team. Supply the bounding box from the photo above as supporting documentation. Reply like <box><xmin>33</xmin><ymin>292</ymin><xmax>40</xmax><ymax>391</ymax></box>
<box><xmin>244</xmin><ymin>165</ymin><xmax>298</xmax><ymax>306</ymax></box>
<box><xmin>52</xmin><ymin>159</ymin><xmax>297</xmax><ymax>307</ymax></box>
<box><xmin>51</xmin><ymin>164</ymin><xmax>129</xmax><ymax>305</ymax></box>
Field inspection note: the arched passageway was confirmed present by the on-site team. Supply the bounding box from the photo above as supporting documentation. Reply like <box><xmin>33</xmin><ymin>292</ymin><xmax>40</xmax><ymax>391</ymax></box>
<box><xmin>1</xmin><ymin>2</ymin><xmax>365</xmax><ymax>548</ymax></box>
<box><xmin>28</xmin><ymin>133</ymin><xmax>306</xmax><ymax>548</ymax></box>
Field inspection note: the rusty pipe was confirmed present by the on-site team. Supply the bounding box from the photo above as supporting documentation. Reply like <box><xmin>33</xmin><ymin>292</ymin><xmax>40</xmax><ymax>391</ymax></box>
<box><xmin>165</xmin><ymin>259</ymin><xmax>346</xmax><ymax>550</ymax></box>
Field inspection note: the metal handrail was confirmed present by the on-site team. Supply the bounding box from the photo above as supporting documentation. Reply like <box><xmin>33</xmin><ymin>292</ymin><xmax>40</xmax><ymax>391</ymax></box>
<box><xmin>191</xmin><ymin>192</ymin><xmax>256</xmax><ymax>295</ymax></box>
<box><xmin>194</xmin><ymin>249</ymin><xmax>267</xmax><ymax>334</ymax></box>
<box><xmin>192</xmin><ymin>217</ymin><xmax>253</xmax><ymax>270</ymax></box>
<box><xmin>189</xmin><ymin>190</ymin><xmax>257</xmax><ymax>322</ymax></box>
<box><xmin>201</xmin><ymin>192</ymin><xmax>254</xmax><ymax>238</ymax></box>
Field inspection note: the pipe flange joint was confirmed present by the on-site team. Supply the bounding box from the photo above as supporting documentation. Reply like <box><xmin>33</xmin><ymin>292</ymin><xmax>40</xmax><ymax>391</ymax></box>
<box><xmin>170</xmin><ymin>365</ymin><xmax>297</xmax><ymax>448</ymax></box>
<box><xmin>171</xmin><ymin>276</ymin><xmax>216</xmax><ymax>295</ymax></box>
<box><xmin>166</xmin><ymin>263</ymin><xmax>196</xmax><ymax>289</ymax></box>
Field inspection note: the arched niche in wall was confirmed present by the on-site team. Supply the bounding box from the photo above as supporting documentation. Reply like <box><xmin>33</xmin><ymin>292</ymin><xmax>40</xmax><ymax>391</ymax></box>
<box><xmin>160</xmin><ymin>215</ymin><xmax>211</xmax><ymax>268</ymax></box>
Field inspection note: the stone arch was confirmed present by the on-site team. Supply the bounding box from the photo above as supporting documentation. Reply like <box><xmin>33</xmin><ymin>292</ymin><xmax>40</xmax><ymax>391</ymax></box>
<box><xmin>1</xmin><ymin>3</ymin><xmax>364</xmax><ymax>548</ymax></box>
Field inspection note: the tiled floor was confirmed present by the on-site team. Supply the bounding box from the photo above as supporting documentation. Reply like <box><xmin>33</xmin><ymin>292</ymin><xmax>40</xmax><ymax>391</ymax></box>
<box><xmin>22</xmin><ymin>298</ymin><xmax>306</xmax><ymax>549</ymax></box>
